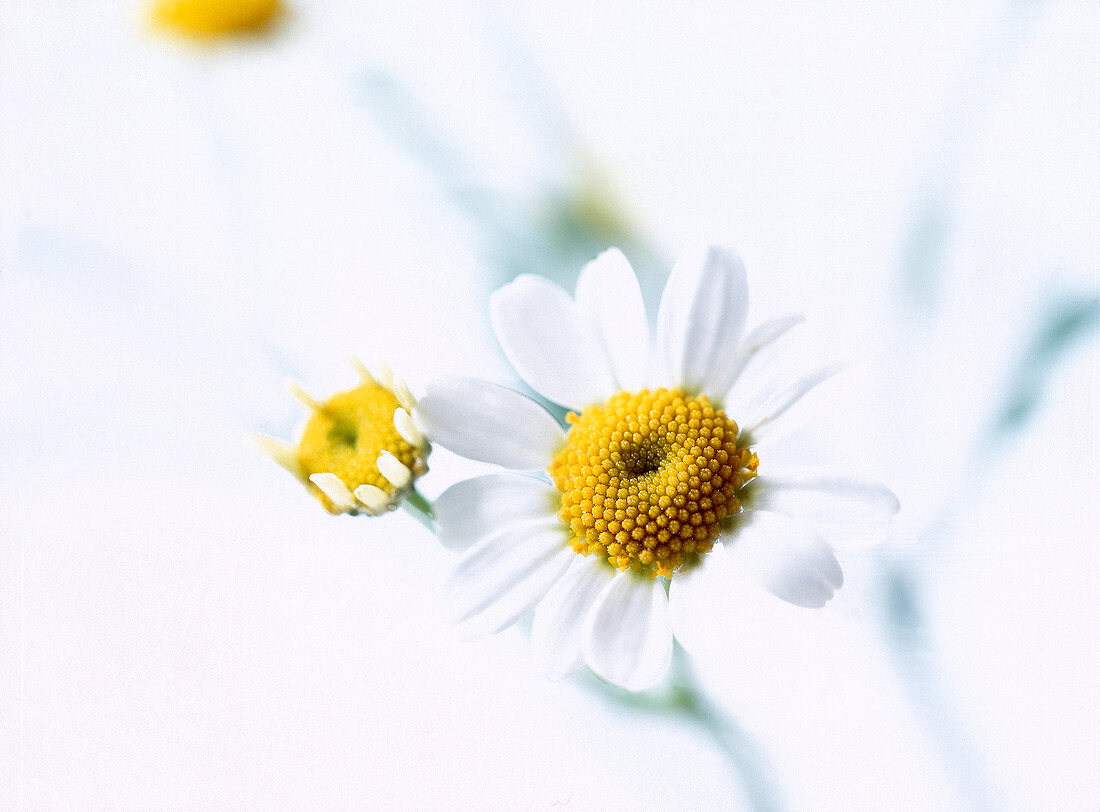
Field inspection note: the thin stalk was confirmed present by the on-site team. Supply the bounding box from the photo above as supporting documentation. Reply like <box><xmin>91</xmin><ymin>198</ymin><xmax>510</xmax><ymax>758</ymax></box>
<box><xmin>400</xmin><ymin>487</ymin><xmax>437</xmax><ymax>533</ymax></box>
<box><xmin>672</xmin><ymin>649</ymin><xmax>784</xmax><ymax>812</ymax></box>
<box><xmin>583</xmin><ymin>646</ymin><xmax>784</xmax><ymax>812</ymax></box>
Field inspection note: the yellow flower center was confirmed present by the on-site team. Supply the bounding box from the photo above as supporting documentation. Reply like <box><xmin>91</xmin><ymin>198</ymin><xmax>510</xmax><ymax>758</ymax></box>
<box><xmin>549</xmin><ymin>389</ymin><xmax>758</xmax><ymax>578</ymax></box>
<box><xmin>297</xmin><ymin>383</ymin><xmax>426</xmax><ymax>514</ymax></box>
<box><xmin>152</xmin><ymin>0</ymin><xmax>283</xmax><ymax>38</ymax></box>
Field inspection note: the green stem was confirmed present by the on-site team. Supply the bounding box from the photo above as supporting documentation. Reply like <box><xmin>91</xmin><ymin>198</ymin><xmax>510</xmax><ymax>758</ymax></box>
<box><xmin>401</xmin><ymin>487</ymin><xmax>437</xmax><ymax>533</ymax></box>
<box><xmin>672</xmin><ymin>649</ymin><xmax>784</xmax><ymax>812</ymax></box>
<box><xmin>583</xmin><ymin>646</ymin><xmax>783</xmax><ymax>812</ymax></box>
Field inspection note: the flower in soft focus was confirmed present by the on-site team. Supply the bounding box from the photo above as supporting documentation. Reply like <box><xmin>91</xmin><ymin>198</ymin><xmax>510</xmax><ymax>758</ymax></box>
<box><xmin>257</xmin><ymin>360</ymin><xmax>429</xmax><ymax>516</ymax></box>
<box><xmin>416</xmin><ymin>247</ymin><xmax>899</xmax><ymax>690</ymax></box>
<box><xmin>151</xmin><ymin>0</ymin><xmax>283</xmax><ymax>38</ymax></box>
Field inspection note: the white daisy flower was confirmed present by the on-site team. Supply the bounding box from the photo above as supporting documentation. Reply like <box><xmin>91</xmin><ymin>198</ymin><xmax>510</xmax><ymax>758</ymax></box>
<box><xmin>256</xmin><ymin>359</ymin><xmax>430</xmax><ymax>516</ymax></box>
<box><xmin>416</xmin><ymin>246</ymin><xmax>899</xmax><ymax>691</ymax></box>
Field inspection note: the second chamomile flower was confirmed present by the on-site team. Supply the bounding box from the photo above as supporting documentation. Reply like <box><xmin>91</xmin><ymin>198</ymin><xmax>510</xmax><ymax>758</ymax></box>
<box><xmin>257</xmin><ymin>359</ymin><xmax>429</xmax><ymax>516</ymax></box>
<box><xmin>417</xmin><ymin>246</ymin><xmax>899</xmax><ymax>691</ymax></box>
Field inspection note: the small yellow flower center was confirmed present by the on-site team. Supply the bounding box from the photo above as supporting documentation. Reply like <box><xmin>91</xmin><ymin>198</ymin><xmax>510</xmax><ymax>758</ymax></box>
<box><xmin>297</xmin><ymin>383</ymin><xmax>426</xmax><ymax>514</ymax></box>
<box><xmin>549</xmin><ymin>389</ymin><xmax>758</xmax><ymax>578</ymax></box>
<box><xmin>152</xmin><ymin>0</ymin><xmax>283</xmax><ymax>38</ymax></box>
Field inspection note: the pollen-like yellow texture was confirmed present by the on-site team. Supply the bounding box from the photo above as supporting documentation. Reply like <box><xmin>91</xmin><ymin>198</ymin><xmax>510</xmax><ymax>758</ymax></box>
<box><xmin>550</xmin><ymin>389</ymin><xmax>758</xmax><ymax>578</ymax></box>
<box><xmin>152</xmin><ymin>0</ymin><xmax>282</xmax><ymax>38</ymax></box>
<box><xmin>297</xmin><ymin>383</ymin><xmax>425</xmax><ymax>514</ymax></box>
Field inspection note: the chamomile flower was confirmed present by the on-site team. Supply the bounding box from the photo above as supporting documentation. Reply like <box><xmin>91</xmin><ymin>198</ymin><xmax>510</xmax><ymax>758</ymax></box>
<box><xmin>257</xmin><ymin>359</ymin><xmax>429</xmax><ymax>516</ymax></box>
<box><xmin>416</xmin><ymin>246</ymin><xmax>899</xmax><ymax>691</ymax></box>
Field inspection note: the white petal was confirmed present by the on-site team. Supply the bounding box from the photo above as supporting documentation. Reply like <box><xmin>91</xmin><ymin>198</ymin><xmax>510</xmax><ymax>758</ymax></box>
<box><xmin>287</xmin><ymin>380</ymin><xmax>322</xmax><ymax>411</ymax></box>
<box><xmin>446</xmin><ymin>520</ymin><xmax>574</xmax><ymax>637</ymax></box>
<box><xmin>308</xmin><ymin>473</ymin><xmax>358</xmax><ymax>513</ymax></box>
<box><xmin>393</xmin><ymin>407</ymin><xmax>426</xmax><ymax>449</ymax></box>
<box><xmin>582</xmin><ymin>571</ymin><xmax>673</xmax><ymax>691</ymax></box>
<box><xmin>391</xmin><ymin>377</ymin><xmax>417</xmax><ymax>411</ymax></box>
<box><xmin>531</xmin><ymin>555</ymin><xmax>615</xmax><ymax>680</ymax></box>
<box><xmin>574</xmin><ymin>248</ymin><xmax>648</xmax><ymax>392</ymax></box>
<box><xmin>723</xmin><ymin>314</ymin><xmax>804</xmax><ymax>399</ymax></box>
<box><xmin>253</xmin><ymin>435</ymin><xmax>304</xmax><ymax>481</ymax></box>
<box><xmin>350</xmin><ymin>355</ymin><xmax>376</xmax><ymax>385</ymax></box>
<box><xmin>377</xmin><ymin>452</ymin><xmax>412</xmax><ymax>489</ymax></box>
<box><xmin>654</xmin><ymin>245</ymin><xmax>748</xmax><ymax>393</ymax></box>
<box><xmin>434</xmin><ymin>474</ymin><xmax>560</xmax><ymax>553</ymax></box>
<box><xmin>416</xmin><ymin>376</ymin><xmax>564</xmax><ymax>469</ymax></box>
<box><xmin>490</xmin><ymin>274</ymin><xmax>615</xmax><ymax>410</ymax></box>
<box><xmin>374</xmin><ymin>360</ymin><xmax>395</xmax><ymax>390</ymax></box>
<box><xmin>744</xmin><ymin>469</ymin><xmax>900</xmax><ymax>551</ymax></box>
<box><xmin>667</xmin><ymin>543</ymin><xmax>739</xmax><ymax>653</ymax></box>
<box><xmin>727</xmin><ymin>511</ymin><xmax>843</xmax><ymax>609</ymax></box>
<box><xmin>353</xmin><ymin>484</ymin><xmax>390</xmax><ymax>514</ymax></box>
<box><xmin>738</xmin><ymin>364</ymin><xmax>842</xmax><ymax>445</ymax></box>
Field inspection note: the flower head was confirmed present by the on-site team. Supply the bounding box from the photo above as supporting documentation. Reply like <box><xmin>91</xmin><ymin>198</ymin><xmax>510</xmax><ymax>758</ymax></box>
<box><xmin>417</xmin><ymin>246</ymin><xmax>898</xmax><ymax>690</ymax></box>
<box><xmin>550</xmin><ymin>388</ymin><xmax>759</xmax><ymax>577</ymax></box>
<box><xmin>257</xmin><ymin>359</ymin><xmax>429</xmax><ymax>516</ymax></box>
<box><xmin>152</xmin><ymin>0</ymin><xmax>283</xmax><ymax>39</ymax></box>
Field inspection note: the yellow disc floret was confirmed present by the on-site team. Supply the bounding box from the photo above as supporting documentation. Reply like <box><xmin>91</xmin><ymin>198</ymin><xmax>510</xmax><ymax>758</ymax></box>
<box><xmin>549</xmin><ymin>389</ymin><xmax>758</xmax><ymax>578</ymax></box>
<box><xmin>152</xmin><ymin>0</ymin><xmax>283</xmax><ymax>38</ymax></box>
<box><xmin>297</xmin><ymin>382</ymin><xmax>427</xmax><ymax>514</ymax></box>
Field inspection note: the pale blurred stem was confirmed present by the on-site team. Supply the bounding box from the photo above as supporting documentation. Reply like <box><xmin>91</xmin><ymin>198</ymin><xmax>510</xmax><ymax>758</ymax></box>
<box><xmin>882</xmin><ymin>559</ymin><xmax>999</xmax><ymax>812</ymax></box>
<box><xmin>401</xmin><ymin>488</ymin><xmax>437</xmax><ymax>533</ymax></box>
<box><xmin>885</xmin><ymin>3</ymin><xmax>1049</xmax><ymax>799</ymax></box>
<box><xmin>879</xmin><ymin>465</ymin><xmax>1002</xmax><ymax>809</ymax></box>
<box><xmin>586</xmin><ymin>646</ymin><xmax>783</xmax><ymax>812</ymax></box>
<box><xmin>671</xmin><ymin>649</ymin><xmax>784</xmax><ymax>812</ymax></box>
<box><xmin>880</xmin><ymin>298</ymin><xmax>1098</xmax><ymax>811</ymax></box>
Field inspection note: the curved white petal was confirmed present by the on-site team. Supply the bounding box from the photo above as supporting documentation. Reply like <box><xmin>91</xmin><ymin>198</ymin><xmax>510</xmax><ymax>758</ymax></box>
<box><xmin>582</xmin><ymin>571</ymin><xmax>673</xmax><ymax>691</ymax></box>
<box><xmin>654</xmin><ymin>245</ymin><xmax>748</xmax><ymax>393</ymax></box>
<box><xmin>253</xmin><ymin>435</ymin><xmax>304</xmax><ymax>481</ymax></box>
<box><xmin>574</xmin><ymin>248</ymin><xmax>648</xmax><ymax>392</ymax></box>
<box><xmin>434</xmin><ymin>474</ymin><xmax>560</xmax><ymax>552</ymax></box>
<box><xmin>308</xmin><ymin>473</ymin><xmax>357</xmax><ymax>513</ymax></box>
<box><xmin>723</xmin><ymin>314</ymin><xmax>804</xmax><ymax>399</ymax></box>
<box><xmin>393</xmin><ymin>407</ymin><xmax>426</xmax><ymax>449</ymax></box>
<box><xmin>726</xmin><ymin>511</ymin><xmax>843</xmax><ymax>609</ymax></box>
<box><xmin>531</xmin><ymin>555</ymin><xmax>615</xmax><ymax>680</ymax></box>
<box><xmin>353</xmin><ymin>484</ymin><xmax>390</xmax><ymax>514</ymax></box>
<box><xmin>416</xmin><ymin>376</ymin><xmax>564</xmax><ymax>469</ymax></box>
<box><xmin>377</xmin><ymin>452</ymin><xmax>412</xmax><ymax>489</ymax></box>
<box><xmin>446</xmin><ymin>519</ymin><xmax>575</xmax><ymax>637</ymax></box>
<box><xmin>738</xmin><ymin>364</ymin><xmax>842</xmax><ymax>445</ymax></box>
<box><xmin>490</xmin><ymin>274</ymin><xmax>615</xmax><ymax>410</ymax></box>
<box><xmin>744</xmin><ymin>469</ymin><xmax>900</xmax><ymax>551</ymax></box>
<box><xmin>668</xmin><ymin>543</ymin><xmax>740</xmax><ymax>653</ymax></box>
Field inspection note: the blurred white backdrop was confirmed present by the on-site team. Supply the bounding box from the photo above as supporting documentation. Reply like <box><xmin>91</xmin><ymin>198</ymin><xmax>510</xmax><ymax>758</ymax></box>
<box><xmin>2</xmin><ymin>1</ymin><xmax>1097</xmax><ymax>809</ymax></box>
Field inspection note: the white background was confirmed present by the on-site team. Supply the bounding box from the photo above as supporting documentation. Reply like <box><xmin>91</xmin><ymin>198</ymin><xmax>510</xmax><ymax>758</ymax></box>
<box><xmin>2</xmin><ymin>2</ymin><xmax>1097</xmax><ymax>809</ymax></box>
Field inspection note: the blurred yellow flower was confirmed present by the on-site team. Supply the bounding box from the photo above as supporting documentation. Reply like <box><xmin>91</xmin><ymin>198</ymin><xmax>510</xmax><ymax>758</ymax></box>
<box><xmin>152</xmin><ymin>0</ymin><xmax>283</xmax><ymax>38</ymax></box>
